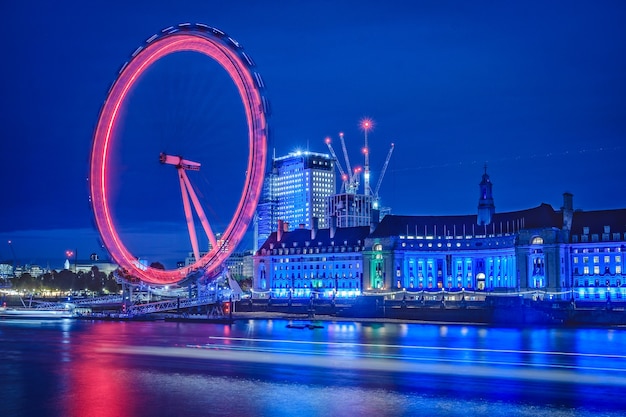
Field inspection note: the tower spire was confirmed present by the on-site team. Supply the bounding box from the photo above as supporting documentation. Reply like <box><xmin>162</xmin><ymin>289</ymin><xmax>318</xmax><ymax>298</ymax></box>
<box><xmin>477</xmin><ymin>164</ymin><xmax>495</xmax><ymax>226</ymax></box>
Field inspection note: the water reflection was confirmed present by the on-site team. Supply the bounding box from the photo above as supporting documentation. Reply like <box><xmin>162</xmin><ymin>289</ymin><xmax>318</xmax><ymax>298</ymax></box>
<box><xmin>2</xmin><ymin>319</ymin><xmax>626</xmax><ymax>417</ymax></box>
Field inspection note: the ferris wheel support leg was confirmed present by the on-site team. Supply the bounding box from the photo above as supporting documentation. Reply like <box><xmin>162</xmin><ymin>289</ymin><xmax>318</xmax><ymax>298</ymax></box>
<box><xmin>179</xmin><ymin>169</ymin><xmax>201</xmax><ymax>262</ymax></box>
<box><xmin>180</xmin><ymin>170</ymin><xmax>218</xmax><ymax>249</ymax></box>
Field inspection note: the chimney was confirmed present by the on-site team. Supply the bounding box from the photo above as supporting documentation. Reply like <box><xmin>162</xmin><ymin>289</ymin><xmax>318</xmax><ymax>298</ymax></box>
<box><xmin>299</xmin><ymin>223</ymin><xmax>305</xmax><ymax>229</ymax></box>
<box><xmin>561</xmin><ymin>192</ymin><xmax>574</xmax><ymax>231</ymax></box>
<box><xmin>371</xmin><ymin>208</ymin><xmax>380</xmax><ymax>233</ymax></box>
<box><xmin>311</xmin><ymin>217</ymin><xmax>319</xmax><ymax>240</ymax></box>
<box><xmin>277</xmin><ymin>219</ymin><xmax>284</xmax><ymax>242</ymax></box>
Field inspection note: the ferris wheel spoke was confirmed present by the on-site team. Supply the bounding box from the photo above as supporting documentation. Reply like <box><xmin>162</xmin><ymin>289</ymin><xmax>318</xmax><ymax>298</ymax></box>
<box><xmin>179</xmin><ymin>171</ymin><xmax>201</xmax><ymax>262</ymax></box>
<box><xmin>179</xmin><ymin>169</ymin><xmax>218</xmax><ymax>250</ymax></box>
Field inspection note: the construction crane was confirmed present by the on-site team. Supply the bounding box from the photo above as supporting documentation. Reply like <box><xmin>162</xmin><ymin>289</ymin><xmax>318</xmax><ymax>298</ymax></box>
<box><xmin>325</xmin><ymin>119</ymin><xmax>390</xmax><ymax>200</ymax></box>
<box><xmin>372</xmin><ymin>143</ymin><xmax>395</xmax><ymax>210</ymax></box>
<box><xmin>361</xmin><ymin>118</ymin><xmax>373</xmax><ymax>195</ymax></box>
<box><xmin>349</xmin><ymin>166</ymin><xmax>362</xmax><ymax>194</ymax></box>
<box><xmin>325</xmin><ymin>136</ymin><xmax>360</xmax><ymax>194</ymax></box>
<box><xmin>324</xmin><ymin>137</ymin><xmax>350</xmax><ymax>193</ymax></box>
<box><xmin>8</xmin><ymin>240</ymin><xmax>17</xmax><ymax>276</ymax></box>
<box><xmin>338</xmin><ymin>132</ymin><xmax>353</xmax><ymax>188</ymax></box>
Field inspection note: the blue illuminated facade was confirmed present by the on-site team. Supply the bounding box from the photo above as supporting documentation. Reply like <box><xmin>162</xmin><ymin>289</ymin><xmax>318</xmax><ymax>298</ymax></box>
<box><xmin>253</xmin><ymin>224</ymin><xmax>370</xmax><ymax>299</ymax></box>
<box><xmin>363</xmin><ymin>203</ymin><xmax>568</xmax><ymax>295</ymax></box>
<box><xmin>253</xmin><ymin>169</ymin><xmax>626</xmax><ymax>302</ymax></box>
<box><xmin>569</xmin><ymin>208</ymin><xmax>626</xmax><ymax>302</ymax></box>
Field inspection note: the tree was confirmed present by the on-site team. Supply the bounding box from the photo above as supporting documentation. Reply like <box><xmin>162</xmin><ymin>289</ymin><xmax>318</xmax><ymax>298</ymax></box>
<box><xmin>13</xmin><ymin>273</ymin><xmax>38</xmax><ymax>291</ymax></box>
<box><xmin>55</xmin><ymin>269</ymin><xmax>75</xmax><ymax>291</ymax></box>
<box><xmin>150</xmin><ymin>262</ymin><xmax>165</xmax><ymax>270</ymax></box>
<box><xmin>88</xmin><ymin>266</ymin><xmax>108</xmax><ymax>293</ymax></box>
<box><xmin>104</xmin><ymin>272</ymin><xmax>121</xmax><ymax>294</ymax></box>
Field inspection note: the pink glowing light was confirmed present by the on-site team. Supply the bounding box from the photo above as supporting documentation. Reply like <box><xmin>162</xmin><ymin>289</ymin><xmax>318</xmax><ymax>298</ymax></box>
<box><xmin>360</xmin><ymin>118</ymin><xmax>374</xmax><ymax>131</ymax></box>
<box><xmin>90</xmin><ymin>26</ymin><xmax>267</xmax><ymax>285</ymax></box>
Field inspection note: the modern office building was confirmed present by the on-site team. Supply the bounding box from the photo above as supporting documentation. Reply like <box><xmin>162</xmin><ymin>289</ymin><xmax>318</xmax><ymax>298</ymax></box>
<box><xmin>255</xmin><ymin>151</ymin><xmax>336</xmax><ymax>249</ymax></box>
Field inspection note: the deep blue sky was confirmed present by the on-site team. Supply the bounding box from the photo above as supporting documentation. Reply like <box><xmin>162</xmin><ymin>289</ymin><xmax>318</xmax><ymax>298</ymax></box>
<box><xmin>1</xmin><ymin>0</ymin><xmax>625</xmax><ymax>268</ymax></box>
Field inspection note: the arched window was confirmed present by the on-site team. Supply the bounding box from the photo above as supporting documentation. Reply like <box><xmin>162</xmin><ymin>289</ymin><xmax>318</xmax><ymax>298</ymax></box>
<box><xmin>531</xmin><ymin>236</ymin><xmax>544</xmax><ymax>245</ymax></box>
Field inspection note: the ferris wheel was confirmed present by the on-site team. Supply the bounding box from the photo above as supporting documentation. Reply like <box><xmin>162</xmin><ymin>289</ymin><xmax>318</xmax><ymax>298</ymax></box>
<box><xmin>90</xmin><ymin>23</ymin><xmax>268</xmax><ymax>285</ymax></box>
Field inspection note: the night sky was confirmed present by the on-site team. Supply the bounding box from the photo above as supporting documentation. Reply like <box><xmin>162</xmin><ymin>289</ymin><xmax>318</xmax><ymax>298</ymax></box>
<box><xmin>1</xmin><ymin>0</ymin><xmax>625</xmax><ymax>269</ymax></box>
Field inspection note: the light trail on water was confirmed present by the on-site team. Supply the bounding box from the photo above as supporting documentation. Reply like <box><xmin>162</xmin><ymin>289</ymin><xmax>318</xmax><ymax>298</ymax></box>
<box><xmin>98</xmin><ymin>334</ymin><xmax>626</xmax><ymax>388</ymax></box>
<box><xmin>209</xmin><ymin>335</ymin><xmax>626</xmax><ymax>359</ymax></box>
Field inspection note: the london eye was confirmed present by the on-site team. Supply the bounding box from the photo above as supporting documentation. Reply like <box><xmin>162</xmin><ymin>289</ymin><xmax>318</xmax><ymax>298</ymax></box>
<box><xmin>90</xmin><ymin>23</ymin><xmax>268</xmax><ymax>285</ymax></box>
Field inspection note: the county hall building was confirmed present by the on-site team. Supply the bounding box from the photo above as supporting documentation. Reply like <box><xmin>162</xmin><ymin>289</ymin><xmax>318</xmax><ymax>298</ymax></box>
<box><xmin>253</xmin><ymin>169</ymin><xmax>626</xmax><ymax>303</ymax></box>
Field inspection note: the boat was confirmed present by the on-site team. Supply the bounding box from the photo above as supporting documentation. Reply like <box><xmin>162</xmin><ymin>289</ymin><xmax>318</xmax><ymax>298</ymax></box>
<box><xmin>0</xmin><ymin>307</ymin><xmax>76</xmax><ymax>319</ymax></box>
<box><xmin>286</xmin><ymin>323</ymin><xmax>324</xmax><ymax>330</ymax></box>
<box><xmin>0</xmin><ymin>299</ymin><xmax>77</xmax><ymax>320</ymax></box>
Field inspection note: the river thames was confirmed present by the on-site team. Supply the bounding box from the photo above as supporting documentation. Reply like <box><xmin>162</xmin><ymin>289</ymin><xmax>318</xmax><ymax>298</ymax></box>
<box><xmin>1</xmin><ymin>317</ymin><xmax>626</xmax><ymax>417</ymax></box>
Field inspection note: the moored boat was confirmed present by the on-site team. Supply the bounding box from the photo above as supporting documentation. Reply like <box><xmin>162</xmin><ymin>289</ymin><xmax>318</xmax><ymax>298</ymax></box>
<box><xmin>0</xmin><ymin>305</ymin><xmax>76</xmax><ymax>319</ymax></box>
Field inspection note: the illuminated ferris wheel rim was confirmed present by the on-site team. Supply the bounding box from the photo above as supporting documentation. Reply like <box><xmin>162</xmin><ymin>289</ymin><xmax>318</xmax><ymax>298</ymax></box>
<box><xmin>90</xmin><ymin>23</ymin><xmax>268</xmax><ymax>285</ymax></box>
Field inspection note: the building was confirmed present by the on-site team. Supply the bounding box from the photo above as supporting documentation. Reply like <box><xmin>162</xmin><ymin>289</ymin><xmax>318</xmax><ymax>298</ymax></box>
<box><xmin>253</xmin><ymin>220</ymin><xmax>370</xmax><ymax>299</ymax></box>
<box><xmin>225</xmin><ymin>250</ymin><xmax>254</xmax><ymax>280</ymax></box>
<box><xmin>256</xmin><ymin>151</ymin><xmax>336</xmax><ymax>248</ymax></box>
<box><xmin>569</xmin><ymin>207</ymin><xmax>626</xmax><ymax>301</ymax></box>
<box><xmin>0</xmin><ymin>262</ymin><xmax>14</xmax><ymax>279</ymax></box>
<box><xmin>327</xmin><ymin>193</ymin><xmax>376</xmax><ymax>229</ymax></box>
<box><xmin>13</xmin><ymin>264</ymin><xmax>48</xmax><ymax>278</ymax></box>
<box><xmin>253</xmin><ymin>169</ymin><xmax>626</xmax><ymax>303</ymax></box>
<box><xmin>364</xmin><ymin>202</ymin><xmax>564</xmax><ymax>293</ymax></box>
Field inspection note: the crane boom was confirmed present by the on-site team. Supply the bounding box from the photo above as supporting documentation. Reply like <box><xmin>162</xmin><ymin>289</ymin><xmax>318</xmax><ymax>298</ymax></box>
<box><xmin>324</xmin><ymin>137</ymin><xmax>348</xmax><ymax>192</ymax></box>
<box><xmin>338</xmin><ymin>132</ymin><xmax>353</xmax><ymax>187</ymax></box>
<box><xmin>373</xmin><ymin>143</ymin><xmax>395</xmax><ymax>197</ymax></box>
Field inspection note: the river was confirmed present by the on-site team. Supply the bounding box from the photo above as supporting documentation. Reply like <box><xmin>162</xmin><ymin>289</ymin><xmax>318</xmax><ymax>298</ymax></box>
<box><xmin>1</xmin><ymin>317</ymin><xmax>625</xmax><ymax>416</ymax></box>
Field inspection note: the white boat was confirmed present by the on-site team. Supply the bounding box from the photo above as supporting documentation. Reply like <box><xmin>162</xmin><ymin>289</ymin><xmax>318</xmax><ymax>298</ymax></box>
<box><xmin>0</xmin><ymin>303</ymin><xmax>76</xmax><ymax>319</ymax></box>
<box><xmin>0</xmin><ymin>308</ymin><xmax>75</xmax><ymax>319</ymax></box>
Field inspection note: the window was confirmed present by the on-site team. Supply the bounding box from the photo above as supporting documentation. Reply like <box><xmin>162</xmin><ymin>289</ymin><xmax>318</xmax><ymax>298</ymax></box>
<box><xmin>594</xmin><ymin>266</ymin><xmax>600</xmax><ymax>275</ymax></box>
<box><xmin>531</xmin><ymin>236</ymin><xmax>544</xmax><ymax>245</ymax></box>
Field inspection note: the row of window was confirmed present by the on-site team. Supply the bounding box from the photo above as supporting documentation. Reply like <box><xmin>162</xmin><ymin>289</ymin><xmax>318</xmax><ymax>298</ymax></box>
<box><xmin>273</xmin><ymin>256</ymin><xmax>361</xmax><ymax>263</ymax></box>
<box><xmin>271</xmin><ymin>281</ymin><xmax>360</xmax><ymax>289</ymax></box>
<box><xmin>273</xmin><ymin>272</ymin><xmax>360</xmax><ymax>279</ymax></box>
<box><xmin>573</xmin><ymin>255</ymin><xmax>622</xmax><ymax>264</ymax></box>
<box><xmin>573</xmin><ymin>247</ymin><xmax>623</xmax><ymax>254</ymax></box>
<box><xmin>575</xmin><ymin>278</ymin><xmax>624</xmax><ymax>287</ymax></box>
<box><xmin>574</xmin><ymin>266</ymin><xmax>623</xmax><ymax>275</ymax></box>
<box><xmin>273</xmin><ymin>263</ymin><xmax>360</xmax><ymax>270</ymax></box>
<box><xmin>394</xmin><ymin>275</ymin><xmax>515</xmax><ymax>289</ymax></box>
<box><xmin>269</xmin><ymin>247</ymin><xmax>364</xmax><ymax>255</ymax></box>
